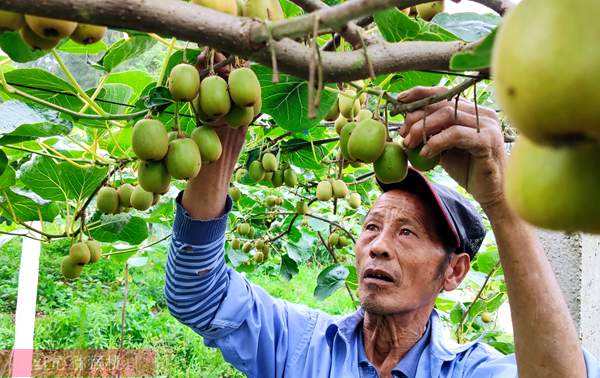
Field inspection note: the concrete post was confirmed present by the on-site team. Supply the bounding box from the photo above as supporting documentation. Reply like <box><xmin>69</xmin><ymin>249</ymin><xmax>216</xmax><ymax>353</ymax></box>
<box><xmin>538</xmin><ymin>231</ymin><xmax>600</xmax><ymax>357</ymax></box>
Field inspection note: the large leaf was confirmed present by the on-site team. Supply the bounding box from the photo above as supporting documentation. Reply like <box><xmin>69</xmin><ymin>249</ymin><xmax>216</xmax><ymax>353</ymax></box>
<box><xmin>374</xmin><ymin>8</ymin><xmax>458</xmax><ymax>43</ymax></box>
<box><xmin>0</xmin><ymin>31</ymin><xmax>48</xmax><ymax>63</ymax></box>
<box><xmin>314</xmin><ymin>264</ymin><xmax>349</xmax><ymax>300</ymax></box>
<box><xmin>3</xmin><ymin>69</ymin><xmax>83</xmax><ymax>111</ymax></box>
<box><xmin>58</xmin><ymin>39</ymin><xmax>108</xmax><ymax>55</ymax></box>
<box><xmin>450</xmin><ymin>29</ymin><xmax>497</xmax><ymax>71</ymax></box>
<box><xmin>0</xmin><ymin>101</ymin><xmax>72</xmax><ymax>145</ymax></box>
<box><xmin>433</xmin><ymin>12</ymin><xmax>500</xmax><ymax>42</ymax></box>
<box><xmin>89</xmin><ymin>213</ymin><xmax>149</xmax><ymax>245</ymax></box>
<box><xmin>252</xmin><ymin>65</ymin><xmax>337</xmax><ymax>132</ymax></box>
<box><xmin>0</xmin><ymin>166</ymin><xmax>15</xmax><ymax>189</ymax></box>
<box><xmin>106</xmin><ymin>70</ymin><xmax>155</xmax><ymax>100</ymax></box>
<box><xmin>0</xmin><ymin>189</ymin><xmax>59</xmax><ymax>222</ymax></box>
<box><xmin>20</xmin><ymin>156</ymin><xmax>108</xmax><ymax>203</ymax></box>
<box><xmin>280</xmin><ymin>254</ymin><xmax>299</xmax><ymax>281</ymax></box>
<box><xmin>376</xmin><ymin>71</ymin><xmax>443</xmax><ymax>94</ymax></box>
<box><xmin>98</xmin><ymin>35</ymin><xmax>157</xmax><ymax>72</ymax></box>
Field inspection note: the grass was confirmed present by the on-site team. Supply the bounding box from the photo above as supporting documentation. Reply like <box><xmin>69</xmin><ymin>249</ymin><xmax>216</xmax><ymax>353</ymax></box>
<box><xmin>0</xmin><ymin>237</ymin><xmax>355</xmax><ymax>377</ymax></box>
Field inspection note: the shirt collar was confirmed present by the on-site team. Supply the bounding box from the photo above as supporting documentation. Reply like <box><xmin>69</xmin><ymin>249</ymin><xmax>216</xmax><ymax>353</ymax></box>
<box><xmin>356</xmin><ymin>315</ymin><xmax>432</xmax><ymax>378</ymax></box>
<box><xmin>325</xmin><ymin>308</ymin><xmax>482</xmax><ymax>362</ymax></box>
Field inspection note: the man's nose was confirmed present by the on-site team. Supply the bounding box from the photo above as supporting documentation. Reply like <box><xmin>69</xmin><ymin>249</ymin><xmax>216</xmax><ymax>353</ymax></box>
<box><xmin>369</xmin><ymin>231</ymin><xmax>393</xmax><ymax>259</ymax></box>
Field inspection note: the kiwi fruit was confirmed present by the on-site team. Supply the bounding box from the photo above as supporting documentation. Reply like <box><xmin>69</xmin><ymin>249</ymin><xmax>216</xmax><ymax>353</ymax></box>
<box><xmin>166</xmin><ymin>138</ymin><xmax>202</xmax><ymax>180</ymax></box>
<box><xmin>61</xmin><ymin>256</ymin><xmax>83</xmax><ymax>279</ymax></box>
<box><xmin>96</xmin><ymin>187</ymin><xmax>119</xmax><ymax>214</ymax></box>
<box><xmin>229</xmin><ymin>187</ymin><xmax>242</xmax><ymax>202</ymax></box>
<box><xmin>316</xmin><ymin>180</ymin><xmax>333</xmax><ymax>201</ymax></box>
<box><xmin>152</xmin><ymin>193</ymin><xmax>161</xmax><ymax>206</ymax></box>
<box><xmin>138</xmin><ymin>160</ymin><xmax>171</xmax><ymax>194</ymax></box>
<box><xmin>231</xmin><ymin>238</ymin><xmax>241</xmax><ymax>250</ymax></box>
<box><xmin>348</xmin><ymin>192</ymin><xmax>361</xmax><ymax>209</ymax></box>
<box><xmin>228</xmin><ymin>67</ymin><xmax>261</xmax><ymax>107</ymax></box>
<box><xmin>86</xmin><ymin>240</ymin><xmax>102</xmax><ymax>263</ymax></box>
<box><xmin>325</xmin><ymin>100</ymin><xmax>340</xmax><ymax>122</ymax></box>
<box><xmin>169</xmin><ymin>63</ymin><xmax>201</xmax><ymax>102</ymax></box>
<box><xmin>328</xmin><ymin>233</ymin><xmax>339</xmax><ymax>247</ymax></box>
<box><xmin>406</xmin><ymin>144</ymin><xmax>440</xmax><ymax>172</ymax></box>
<box><xmin>283</xmin><ymin>168</ymin><xmax>298</xmax><ymax>188</ymax></box>
<box><xmin>262</xmin><ymin>153</ymin><xmax>278</xmax><ymax>172</ymax></box>
<box><xmin>0</xmin><ymin>10</ymin><xmax>24</xmax><ymax>31</ymax></box>
<box><xmin>266</xmin><ymin>195</ymin><xmax>278</xmax><ymax>207</ymax></box>
<box><xmin>235</xmin><ymin>168</ymin><xmax>248</xmax><ymax>182</ymax></box>
<box><xmin>340</xmin><ymin>122</ymin><xmax>357</xmax><ymax>161</ymax></box>
<box><xmin>296</xmin><ymin>201</ymin><xmax>309</xmax><ymax>214</ymax></box>
<box><xmin>347</xmin><ymin>119</ymin><xmax>387</xmax><ymax>163</ymax></box>
<box><xmin>117</xmin><ymin>183</ymin><xmax>135</xmax><ymax>208</ymax></box>
<box><xmin>339</xmin><ymin>90</ymin><xmax>361</xmax><ymax>119</ymax></box>
<box><xmin>332</xmin><ymin>179</ymin><xmax>349</xmax><ymax>199</ymax></box>
<box><xmin>249</xmin><ymin>160</ymin><xmax>265</xmax><ymax>182</ymax></box>
<box><xmin>69</xmin><ymin>242</ymin><xmax>91</xmax><ymax>265</ymax></box>
<box><xmin>191</xmin><ymin>126</ymin><xmax>223</xmax><ymax>163</ymax></box>
<box><xmin>132</xmin><ymin>119</ymin><xmax>169</xmax><ymax>161</ymax></box>
<box><xmin>20</xmin><ymin>24</ymin><xmax>59</xmax><ymax>50</ymax></box>
<box><xmin>271</xmin><ymin>170</ymin><xmax>284</xmax><ymax>187</ymax></box>
<box><xmin>244</xmin><ymin>0</ymin><xmax>284</xmax><ymax>21</ymax></box>
<box><xmin>70</xmin><ymin>24</ymin><xmax>107</xmax><ymax>45</ymax></box>
<box><xmin>225</xmin><ymin>104</ymin><xmax>254</xmax><ymax>129</ymax></box>
<box><xmin>242</xmin><ymin>241</ymin><xmax>253</xmax><ymax>253</ymax></box>
<box><xmin>357</xmin><ymin>109</ymin><xmax>373</xmax><ymax>122</ymax></box>
<box><xmin>374</xmin><ymin>142</ymin><xmax>409</xmax><ymax>184</ymax></box>
<box><xmin>335</xmin><ymin>116</ymin><xmax>348</xmax><ymax>135</ymax></box>
<box><xmin>254</xmin><ymin>251</ymin><xmax>265</xmax><ymax>264</ymax></box>
<box><xmin>199</xmin><ymin>75</ymin><xmax>231</xmax><ymax>118</ymax></box>
<box><xmin>25</xmin><ymin>15</ymin><xmax>77</xmax><ymax>40</ymax></box>
<box><xmin>131</xmin><ymin>186</ymin><xmax>154</xmax><ymax>211</ymax></box>
<box><xmin>237</xmin><ymin>222</ymin><xmax>251</xmax><ymax>235</ymax></box>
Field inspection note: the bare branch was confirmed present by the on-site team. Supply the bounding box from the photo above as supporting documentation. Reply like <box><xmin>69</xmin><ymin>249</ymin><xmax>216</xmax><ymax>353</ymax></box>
<box><xmin>0</xmin><ymin>0</ymin><xmax>468</xmax><ymax>82</ymax></box>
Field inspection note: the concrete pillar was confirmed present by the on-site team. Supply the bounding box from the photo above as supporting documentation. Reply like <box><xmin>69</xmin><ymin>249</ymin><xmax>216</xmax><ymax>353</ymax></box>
<box><xmin>539</xmin><ymin>231</ymin><xmax>600</xmax><ymax>357</ymax></box>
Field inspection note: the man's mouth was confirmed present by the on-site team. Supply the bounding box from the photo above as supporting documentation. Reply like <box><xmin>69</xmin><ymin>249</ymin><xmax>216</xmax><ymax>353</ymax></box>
<box><xmin>363</xmin><ymin>268</ymin><xmax>395</xmax><ymax>284</ymax></box>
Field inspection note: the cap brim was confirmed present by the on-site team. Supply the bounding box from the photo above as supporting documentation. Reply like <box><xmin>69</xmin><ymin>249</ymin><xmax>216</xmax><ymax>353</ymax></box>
<box><xmin>377</xmin><ymin>168</ymin><xmax>461</xmax><ymax>251</ymax></box>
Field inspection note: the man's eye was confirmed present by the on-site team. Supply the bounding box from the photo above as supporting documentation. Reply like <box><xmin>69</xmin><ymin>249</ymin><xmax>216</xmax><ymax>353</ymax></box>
<box><xmin>365</xmin><ymin>224</ymin><xmax>379</xmax><ymax>231</ymax></box>
<box><xmin>400</xmin><ymin>228</ymin><xmax>413</xmax><ymax>236</ymax></box>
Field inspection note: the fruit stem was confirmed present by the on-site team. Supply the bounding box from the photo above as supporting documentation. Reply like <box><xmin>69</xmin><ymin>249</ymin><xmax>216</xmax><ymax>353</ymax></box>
<box><xmin>157</xmin><ymin>37</ymin><xmax>177</xmax><ymax>87</ymax></box>
<box><xmin>51</xmin><ymin>49</ymin><xmax>107</xmax><ymax>116</ymax></box>
<box><xmin>37</xmin><ymin>141</ymin><xmax>93</xmax><ymax>169</ymax></box>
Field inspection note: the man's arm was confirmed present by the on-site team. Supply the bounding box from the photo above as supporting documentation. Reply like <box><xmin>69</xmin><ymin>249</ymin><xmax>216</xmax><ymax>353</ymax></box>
<box><xmin>399</xmin><ymin>86</ymin><xmax>587</xmax><ymax>378</ymax></box>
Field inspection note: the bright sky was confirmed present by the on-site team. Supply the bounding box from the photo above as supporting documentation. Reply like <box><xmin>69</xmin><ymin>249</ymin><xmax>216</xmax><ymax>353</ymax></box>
<box><xmin>445</xmin><ymin>0</ymin><xmax>521</xmax><ymax>14</ymax></box>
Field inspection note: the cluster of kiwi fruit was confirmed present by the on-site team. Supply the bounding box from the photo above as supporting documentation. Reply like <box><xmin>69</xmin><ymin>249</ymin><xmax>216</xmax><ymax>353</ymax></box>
<box><xmin>400</xmin><ymin>1</ymin><xmax>445</xmax><ymax>21</ymax></box>
<box><xmin>315</xmin><ymin>179</ymin><xmax>362</xmax><ymax>209</ymax></box>
<box><xmin>232</xmin><ymin>222</ymin><xmax>270</xmax><ymax>264</ymax></box>
<box><xmin>327</xmin><ymin>231</ymin><xmax>351</xmax><ymax>250</ymax></box>
<box><xmin>329</xmin><ymin>85</ymin><xmax>440</xmax><ymax>186</ymax></box>
<box><xmin>192</xmin><ymin>0</ymin><xmax>284</xmax><ymax>21</ymax></box>
<box><xmin>96</xmin><ymin>183</ymin><xmax>161</xmax><ymax>214</ymax></box>
<box><xmin>61</xmin><ymin>240</ymin><xmax>102</xmax><ymax>279</ymax></box>
<box><xmin>0</xmin><ymin>10</ymin><xmax>107</xmax><ymax>50</ymax></box>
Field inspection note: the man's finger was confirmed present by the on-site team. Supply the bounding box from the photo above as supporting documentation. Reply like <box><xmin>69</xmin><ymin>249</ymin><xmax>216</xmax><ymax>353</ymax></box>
<box><xmin>420</xmin><ymin>126</ymin><xmax>490</xmax><ymax>158</ymax></box>
<box><xmin>401</xmin><ymin>99</ymin><xmax>478</xmax><ymax>135</ymax></box>
<box><xmin>403</xmin><ymin>107</ymin><xmax>490</xmax><ymax>149</ymax></box>
<box><xmin>397</xmin><ymin>86</ymin><xmax>448</xmax><ymax>103</ymax></box>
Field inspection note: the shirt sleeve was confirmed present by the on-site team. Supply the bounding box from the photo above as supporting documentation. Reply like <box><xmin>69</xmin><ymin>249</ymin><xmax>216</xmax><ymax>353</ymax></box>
<box><xmin>164</xmin><ymin>192</ymin><xmax>322</xmax><ymax>378</ymax></box>
<box><xmin>462</xmin><ymin>342</ymin><xmax>600</xmax><ymax>378</ymax></box>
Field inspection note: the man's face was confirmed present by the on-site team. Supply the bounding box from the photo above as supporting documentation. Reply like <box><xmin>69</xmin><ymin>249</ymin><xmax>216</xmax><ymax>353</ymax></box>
<box><xmin>355</xmin><ymin>190</ymin><xmax>450</xmax><ymax>315</ymax></box>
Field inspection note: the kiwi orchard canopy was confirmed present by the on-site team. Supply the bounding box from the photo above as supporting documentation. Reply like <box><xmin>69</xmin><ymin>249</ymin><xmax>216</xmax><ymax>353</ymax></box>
<box><xmin>0</xmin><ymin>0</ymin><xmax>598</xmax><ymax>376</ymax></box>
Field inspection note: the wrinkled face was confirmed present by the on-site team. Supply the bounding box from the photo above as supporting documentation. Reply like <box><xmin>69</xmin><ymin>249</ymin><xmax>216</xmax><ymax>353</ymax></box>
<box><xmin>356</xmin><ymin>190</ymin><xmax>450</xmax><ymax>315</ymax></box>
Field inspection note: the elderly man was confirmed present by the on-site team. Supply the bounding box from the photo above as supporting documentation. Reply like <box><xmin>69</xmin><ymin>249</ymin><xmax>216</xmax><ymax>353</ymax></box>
<box><xmin>164</xmin><ymin>87</ymin><xmax>599</xmax><ymax>378</ymax></box>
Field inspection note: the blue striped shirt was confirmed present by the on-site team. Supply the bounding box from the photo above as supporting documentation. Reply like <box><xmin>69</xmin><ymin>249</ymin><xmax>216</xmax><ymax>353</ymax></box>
<box><xmin>165</xmin><ymin>193</ymin><xmax>600</xmax><ymax>378</ymax></box>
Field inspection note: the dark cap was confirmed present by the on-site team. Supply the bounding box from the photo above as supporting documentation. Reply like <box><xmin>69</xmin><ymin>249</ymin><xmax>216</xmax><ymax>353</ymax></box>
<box><xmin>378</xmin><ymin>168</ymin><xmax>486</xmax><ymax>259</ymax></box>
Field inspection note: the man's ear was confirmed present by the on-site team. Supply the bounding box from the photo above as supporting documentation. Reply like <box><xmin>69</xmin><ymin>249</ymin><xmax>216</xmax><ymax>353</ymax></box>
<box><xmin>442</xmin><ymin>253</ymin><xmax>471</xmax><ymax>291</ymax></box>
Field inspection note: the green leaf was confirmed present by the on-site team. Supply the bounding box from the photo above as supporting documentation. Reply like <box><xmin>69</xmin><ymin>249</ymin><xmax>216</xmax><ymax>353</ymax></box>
<box><xmin>0</xmin><ymin>166</ymin><xmax>16</xmax><ymax>189</ymax></box>
<box><xmin>98</xmin><ymin>35</ymin><xmax>157</xmax><ymax>72</ymax></box>
<box><xmin>20</xmin><ymin>156</ymin><xmax>108</xmax><ymax>202</ymax></box>
<box><xmin>433</xmin><ymin>12</ymin><xmax>500</xmax><ymax>42</ymax></box>
<box><xmin>106</xmin><ymin>70</ymin><xmax>155</xmax><ymax>100</ymax></box>
<box><xmin>0</xmin><ymin>101</ymin><xmax>72</xmax><ymax>145</ymax></box>
<box><xmin>252</xmin><ymin>65</ymin><xmax>337</xmax><ymax>132</ymax></box>
<box><xmin>0</xmin><ymin>188</ymin><xmax>59</xmax><ymax>222</ymax></box>
<box><xmin>0</xmin><ymin>149</ymin><xmax>7</xmax><ymax>177</ymax></box>
<box><xmin>473</xmin><ymin>246</ymin><xmax>499</xmax><ymax>274</ymax></box>
<box><xmin>374</xmin><ymin>9</ymin><xmax>421</xmax><ymax>42</ymax></box>
<box><xmin>314</xmin><ymin>264</ymin><xmax>349</xmax><ymax>300</ymax></box>
<box><xmin>89</xmin><ymin>213</ymin><xmax>149</xmax><ymax>245</ymax></box>
<box><xmin>127</xmin><ymin>256</ymin><xmax>149</xmax><ymax>268</ymax></box>
<box><xmin>280</xmin><ymin>254</ymin><xmax>299</xmax><ymax>281</ymax></box>
<box><xmin>3</xmin><ymin>69</ymin><xmax>83</xmax><ymax>111</ymax></box>
<box><xmin>450</xmin><ymin>29</ymin><xmax>497</xmax><ymax>71</ymax></box>
<box><xmin>144</xmin><ymin>86</ymin><xmax>173</xmax><ymax>112</ymax></box>
<box><xmin>0</xmin><ymin>31</ymin><xmax>49</xmax><ymax>63</ymax></box>
<box><xmin>280</xmin><ymin>0</ymin><xmax>304</xmax><ymax>17</ymax></box>
<box><xmin>376</xmin><ymin>71</ymin><xmax>443</xmax><ymax>93</ymax></box>
<box><xmin>58</xmin><ymin>39</ymin><xmax>108</xmax><ymax>55</ymax></box>
<box><xmin>227</xmin><ymin>243</ymin><xmax>249</xmax><ymax>267</ymax></box>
